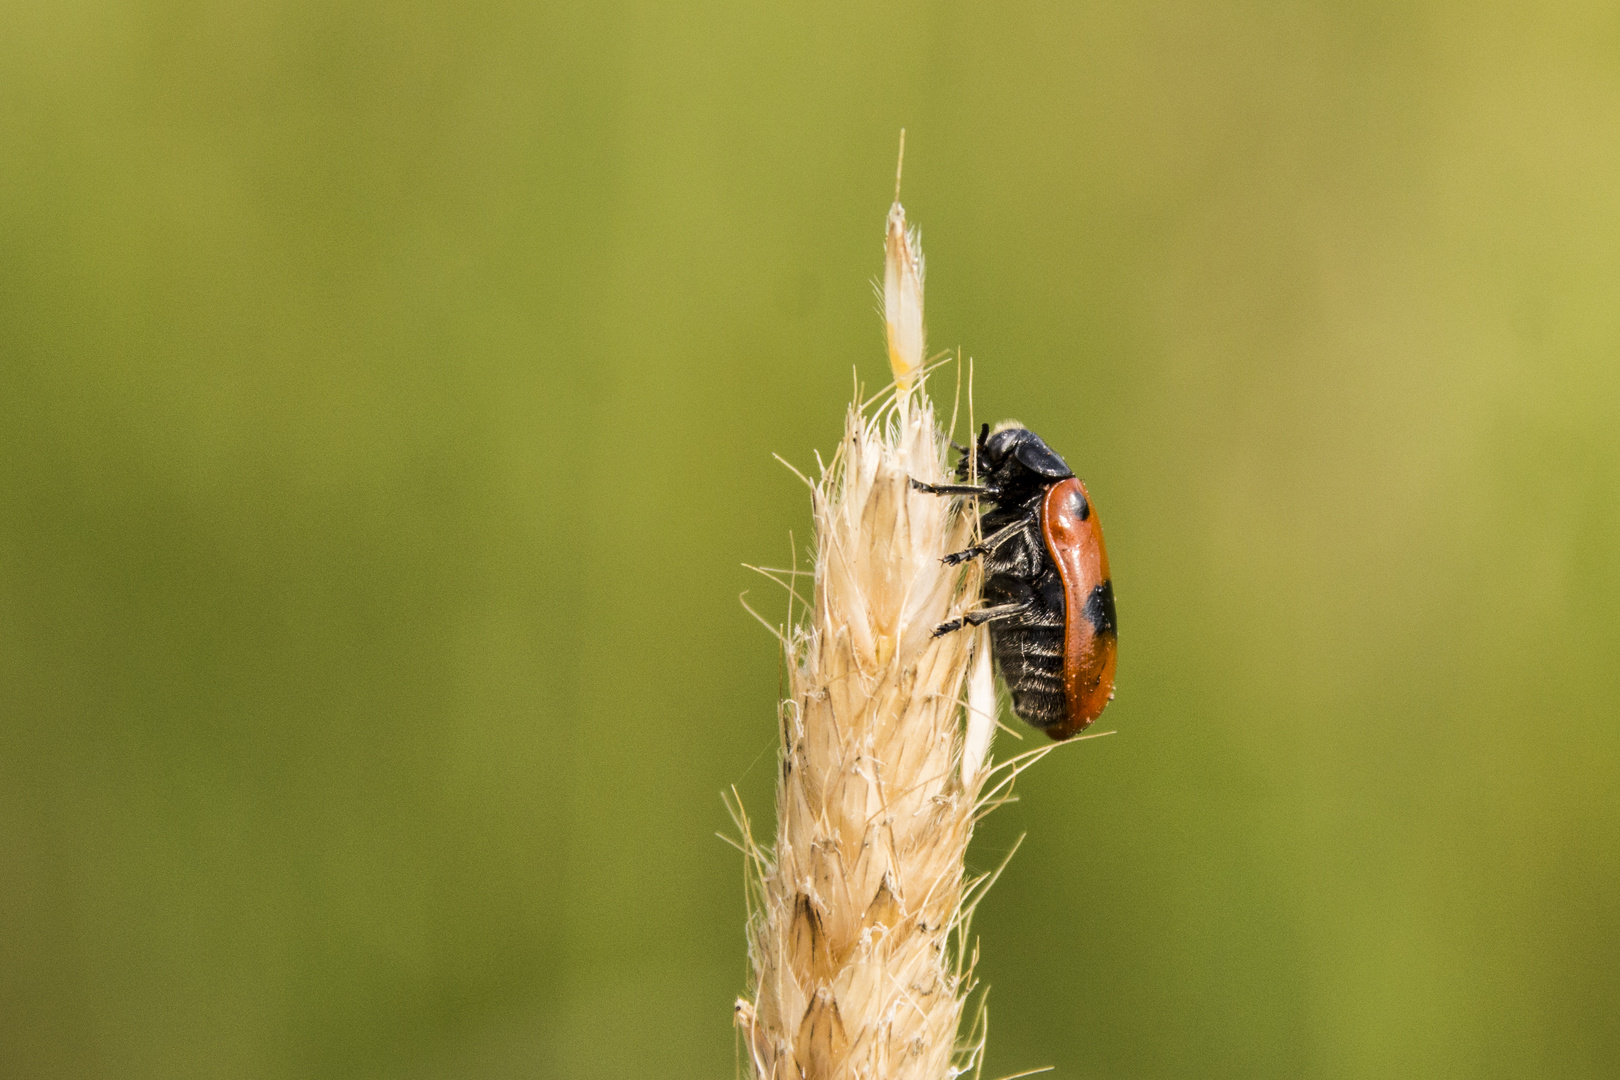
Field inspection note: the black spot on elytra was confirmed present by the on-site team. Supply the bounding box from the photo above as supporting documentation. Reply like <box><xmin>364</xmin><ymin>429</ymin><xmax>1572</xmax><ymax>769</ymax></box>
<box><xmin>1073</xmin><ymin>486</ymin><xmax>1090</xmax><ymax>521</ymax></box>
<box><xmin>1084</xmin><ymin>579</ymin><xmax>1116</xmax><ymax>637</ymax></box>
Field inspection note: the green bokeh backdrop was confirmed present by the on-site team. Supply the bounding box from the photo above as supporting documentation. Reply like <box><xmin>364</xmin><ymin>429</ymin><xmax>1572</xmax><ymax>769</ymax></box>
<box><xmin>3</xmin><ymin>3</ymin><xmax>1618</xmax><ymax>1078</ymax></box>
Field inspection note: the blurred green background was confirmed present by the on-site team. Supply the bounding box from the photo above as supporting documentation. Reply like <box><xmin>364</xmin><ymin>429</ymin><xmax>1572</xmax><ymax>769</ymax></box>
<box><xmin>3</xmin><ymin>2</ymin><xmax>1618</xmax><ymax>1077</ymax></box>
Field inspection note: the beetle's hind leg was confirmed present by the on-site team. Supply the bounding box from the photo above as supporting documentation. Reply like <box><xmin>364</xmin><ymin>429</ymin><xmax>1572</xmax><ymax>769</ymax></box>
<box><xmin>931</xmin><ymin>601</ymin><xmax>1033</xmax><ymax>638</ymax></box>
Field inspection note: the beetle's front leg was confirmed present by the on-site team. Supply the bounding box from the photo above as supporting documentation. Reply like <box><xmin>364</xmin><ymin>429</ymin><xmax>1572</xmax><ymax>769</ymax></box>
<box><xmin>910</xmin><ymin>477</ymin><xmax>999</xmax><ymax>499</ymax></box>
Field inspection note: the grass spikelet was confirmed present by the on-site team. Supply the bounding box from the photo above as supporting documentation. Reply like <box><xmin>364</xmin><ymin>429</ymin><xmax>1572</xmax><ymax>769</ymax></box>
<box><xmin>734</xmin><ymin>169</ymin><xmax>1009</xmax><ymax>1079</ymax></box>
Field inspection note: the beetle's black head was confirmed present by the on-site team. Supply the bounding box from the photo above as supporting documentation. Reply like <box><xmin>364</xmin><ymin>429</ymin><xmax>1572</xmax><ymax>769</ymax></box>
<box><xmin>957</xmin><ymin>421</ymin><xmax>1074</xmax><ymax>500</ymax></box>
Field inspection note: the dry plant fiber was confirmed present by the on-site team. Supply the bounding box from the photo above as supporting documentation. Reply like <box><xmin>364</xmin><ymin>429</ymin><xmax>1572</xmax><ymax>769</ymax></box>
<box><xmin>732</xmin><ymin>155</ymin><xmax>1035</xmax><ymax>1080</ymax></box>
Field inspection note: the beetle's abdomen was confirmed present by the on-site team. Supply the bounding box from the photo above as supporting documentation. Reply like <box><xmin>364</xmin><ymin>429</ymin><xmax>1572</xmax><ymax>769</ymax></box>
<box><xmin>993</xmin><ymin>620</ymin><xmax>1068</xmax><ymax>732</ymax></box>
<box><xmin>980</xmin><ymin>526</ymin><xmax>1070</xmax><ymax>734</ymax></box>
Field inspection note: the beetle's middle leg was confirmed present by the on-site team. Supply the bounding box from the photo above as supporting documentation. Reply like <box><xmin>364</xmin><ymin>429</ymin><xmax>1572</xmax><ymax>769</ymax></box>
<box><xmin>941</xmin><ymin>519</ymin><xmax>1028</xmax><ymax>566</ymax></box>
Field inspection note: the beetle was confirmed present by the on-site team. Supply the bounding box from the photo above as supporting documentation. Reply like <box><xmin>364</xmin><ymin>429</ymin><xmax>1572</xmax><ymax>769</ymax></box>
<box><xmin>912</xmin><ymin>422</ymin><xmax>1116</xmax><ymax>739</ymax></box>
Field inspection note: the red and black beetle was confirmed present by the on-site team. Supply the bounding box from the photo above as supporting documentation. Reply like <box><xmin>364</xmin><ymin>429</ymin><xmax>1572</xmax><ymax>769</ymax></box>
<box><xmin>914</xmin><ymin>422</ymin><xmax>1117</xmax><ymax>739</ymax></box>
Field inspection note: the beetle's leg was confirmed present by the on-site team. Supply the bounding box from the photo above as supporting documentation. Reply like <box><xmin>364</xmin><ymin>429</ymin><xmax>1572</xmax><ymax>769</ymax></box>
<box><xmin>941</xmin><ymin>519</ymin><xmax>1027</xmax><ymax>566</ymax></box>
<box><xmin>931</xmin><ymin>601</ymin><xmax>1033</xmax><ymax>638</ymax></box>
<box><xmin>910</xmin><ymin>478</ymin><xmax>999</xmax><ymax>498</ymax></box>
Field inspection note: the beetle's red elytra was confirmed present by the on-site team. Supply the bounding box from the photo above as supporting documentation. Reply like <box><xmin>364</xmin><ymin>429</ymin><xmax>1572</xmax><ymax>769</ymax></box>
<box><xmin>1042</xmin><ymin>477</ymin><xmax>1117</xmax><ymax>737</ymax></box>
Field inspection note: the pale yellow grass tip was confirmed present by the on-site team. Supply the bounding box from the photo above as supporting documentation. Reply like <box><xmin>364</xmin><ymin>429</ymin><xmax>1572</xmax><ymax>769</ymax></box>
<box><xmin>884</xmin><ymin>131</ymin><xmax>925</xmax><ymax>392</ymax></box>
